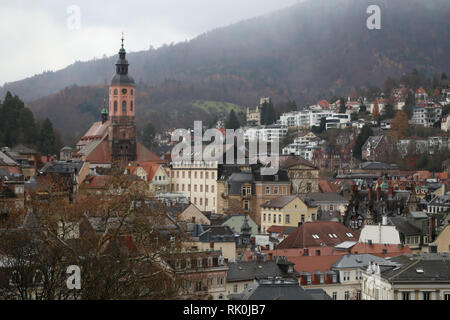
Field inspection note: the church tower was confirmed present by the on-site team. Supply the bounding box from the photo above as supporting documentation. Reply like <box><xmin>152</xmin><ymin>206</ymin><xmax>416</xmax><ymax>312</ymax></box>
<box><xmin>108</xmin><ymin>33</ymin><xmax>137</xmax><ymax>164</ymax></box>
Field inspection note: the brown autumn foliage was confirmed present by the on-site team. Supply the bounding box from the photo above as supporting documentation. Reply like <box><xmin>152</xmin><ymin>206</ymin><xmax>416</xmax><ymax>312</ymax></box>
<box><xmin>0</xmin><ymin>169</ymin><xmax>190</xmax><ymax>300</ymax></box>
<box><xmin>389</xmin><ymin>110</ymin><xmax>409</xmax><ymax>139</ymax></box>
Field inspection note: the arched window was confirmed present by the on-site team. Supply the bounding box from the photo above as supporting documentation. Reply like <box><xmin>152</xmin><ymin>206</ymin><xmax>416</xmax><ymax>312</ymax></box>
<box><xmin>114</xmin><ymin>101</ymin><xmax>118</xmax><ymax>112</ymax></box>
<box><xmin>122</xmin><ymin>101</ymin><xmax>126</xmax><ymax>112</ymax></box>
<box><xmin>130</xmin><ymin>101</ymin><xmax>133</xmax><ymax>112</ymax></box>
<box><xmin>114</xmin><ymin>89</ymin><xmax>118</xmax><ymax>95</ymax></box>
<box><xmin>131</xmin><ymin>89</ymin><xmax>134</xmax><ymax>95</ymax></box>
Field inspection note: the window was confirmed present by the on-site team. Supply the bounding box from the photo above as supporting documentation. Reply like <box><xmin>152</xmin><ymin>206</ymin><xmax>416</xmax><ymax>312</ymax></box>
<box><xmin>332</xmin><ymin>292</ymin><xmax>337</xmax><ymax>300</ymax></box>
<box><xmin>122</xmin><ymin>101</ymin><xmax>126</xmax><ymax>112</ymax></box>
<box><xmin>211</xmin><ymin>185</ymin><xmax>215</xmax><ymax>193</ymax></box>
<box><xmin>444</xmin><ymin>293</ymin><xmax>450</xmax><ymax>300</ymax></box>
<box><xmin>195</xmin><ymin>172</ymin><xmax>197</xmax><ymax>179</ymax></box>
<box><xmin>197</xmin><ymin>257</ymin><xmax>202</xmax><ymax>268</ymax></box>
<box><xmin>274</xmin><ymin>186</ymin><xmax>279</xmax><ymax>194</ymax></box>
<box><xmin>114</xmin><ymin>101</ymin><xmax>118</xmax><ymax>112</ymax></box>
<box><xmin>307</xmin><ymin>183</ymin><xmax>312</xmax><ymax>192</ymax></box>
<box><xmin>346</xmin><ymin>232</ymin><xmax>354</xmax><ymax>238</ymax></box>
<box><xmin>200</xmin><ymin>172</ymin><xmax>203</xmax><ymax>179</ymax></box>
<box><xmin>265</xmin><ymin>186</ymin><xmax>270</xmax><ymax>195</ymax></box>
<box><xmin>244</xmin><ymin>200</ymin><xmax>249</xmax><ymax>212</ymax></box>
<box><xmin>206</xmin><ymin>172</ymin><xmax>209</xmax><ymax>179</ymax></box>
<box><xmin>311</xmin><ymin>214</ymin><xmax>315</xmax><ymax>221</ymax></box>
<box><xmin>200</xmin><ymin>198</ymin><xmax>203</xmax><ymax>206</ymax></box>
<box><xmin>200</xmin><ymin>185</ymin><xmax>203</xmax><ymax>192</ymax></box>
<box><xmin>356</xmin><ymin>290</ymin><xmax>362</xmax><ymax>300</ymax></box>
<box><xmin>130</xmin><ymin>101</ymin><xmax>133</xmax><ymax>112</ymax></box>
<box><xmin>273</xmin><ymin>214</ymin><xmax>276</xmax><ymax>223</ymax></box>
<box><xmin>312</xmin><ymin>234</ymin><xmax>319</xmax><ymax>239</ymax></box>
<box><xmin>233</xmin><ymin>285</ymin><xmax>238</xmax><ymax>293</ymax></box>
<box><xmin>286</xmin><ymin>214</ymin><xmax>290</xmax><ymax>224</ymax></box>
<box><xmin>182</xmin><ymin>171</ymin><xmax>185</xmax><ymax>179</ymax></box>
<box><xmin>131</xmin><ymin>89</ymin><xmax>133</xmax><ymax>95</ymax></box>
<box><xmin>315</xmin><ymin>250</ymin><xmax>321</xmax><ymax>256</ymax></box>
<box><xmin>114</xmin><ymin>89</ymin><xmax>118</xmax><ymax>95</ymax></box>
<box><xmin>263</xmin><ymin>213</ymin><xmax>266</xmax><ymax>222</ymax></box>
<box><xmin>402</xmin><ymin>292</ymin><xmax>410</xmax><ymax>300</ymax></box>
<box><xmin>206</xmin><ymin>185</ymin><xmax>209</xmax><ymax>193</ymax></box>
<box><xmin>205</xmin><ymin>198</ymin><xmax>208</xmax><ymax>206</ymax></box>
<box><xmin>301</xmin><ymin>214</ymin><xmax>305</xmax><ymax>223</ymax></box>
<box><xmin>355</xmin><ymin>271</ymin><xmax>362</xmax><ymax>280</ymax></box>
<box><xmin>329</xmin><ymin>204</ymin><xmax>334</xmax><ymax>211</ymax></box>
<box><xmin>268</xmin><ymin>214</ymin><xmax>271</xmax><ymax>222</ymax></box>
<box><xmin>423</xmin><ymin>292</ymin><xmax>431</xmax><ymax>300</ymax></box>
<box><xmin>343</xmin><ymin>271</ymin><xmax>350</xmax><ymax>281</ymax></box>
<box><xmin>186</xmin><ymin>258</ymin><xmax>191</xmax><ymax>269</ymax></box>
<box><xmin>278</xmin><ymin>214</ymin><xmax>282</xmax><ymax>223</ymax></box>
<box><xmin>344</xmin><ymin>291</ymin><xmax>349</xmax><ymax>300</ymax></box>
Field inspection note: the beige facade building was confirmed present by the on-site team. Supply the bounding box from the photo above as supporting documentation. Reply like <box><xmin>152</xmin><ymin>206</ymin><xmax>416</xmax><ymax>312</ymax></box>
<box><xmin>260</xmin><ymin>195</ymin><xmax>318</xmax><ymax>234</ymax></box>
<box><xmin>171</xmin><ymin>160</ymin><xmax>218</xmax><ymax>213</ymax></box>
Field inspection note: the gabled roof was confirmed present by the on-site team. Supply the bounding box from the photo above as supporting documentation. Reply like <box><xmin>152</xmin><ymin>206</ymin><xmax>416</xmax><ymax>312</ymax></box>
<box><xmin>277</xmin><ymin>221</ymin><xmax>360</xmax><ymax>249</ymax></box>
<box><xmin>226</xmin><ymin>261</ymin><xmax>293</xmax><ymax>282</ymax></box>
<box><xmin>261</xmin><ymin>195</ymin><xmax>304</xmax><ymax>209</ymax></box>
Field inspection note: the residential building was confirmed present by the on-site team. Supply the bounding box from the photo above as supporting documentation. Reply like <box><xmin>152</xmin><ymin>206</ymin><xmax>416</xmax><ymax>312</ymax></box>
<box><xmin>260</xmin><ymin>195</ymin><xmax>318</xmax><ymax>234</ymax></box>
<box><xmin>226</xmin><ymin>257</ymin><xmax>298</xmax><ymax>296</ymax></box>
<box><xmin>410</xmin><ymin>102</ymin><xmax>443</xmax><ymax>128</ymax></box>
<box><xmin>279</xmin><ymin>155</ymin><xmax>319</xmax><ymax>193</ymax></box>
<box><xmin>299</xmin><ymin>192</ymin><xmax>348</xmax><ymax>216</ymax></box>
<box><xmin>169</xmin><ymin>251</ymin><xmax>228</xmax><ymax>300</ymax></box>
<box><xmin>361</xmin><ymin>252</ymin><xmax>450</xmax><ymax>300</ymax></box>
<box><xmin>171</xmin><ymin>160</ymin><xmax>218</xmax><ymax>213</ymax></box>
<box><xmin>246</xmin><ymin>105</ymin><xmax>261</xmax><ymax>127</ymax></box>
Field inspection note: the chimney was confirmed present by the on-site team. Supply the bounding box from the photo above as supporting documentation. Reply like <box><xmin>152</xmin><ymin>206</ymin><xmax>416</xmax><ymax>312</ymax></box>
<box><xmin>376</xmin><ymin>186</ymin><xmax>381</xmax><ymax>202</ymax></box>
<box><xmin>429</xmin><ymin>216</ymin><xmax>435</xmax><ymax>243</ymax></box>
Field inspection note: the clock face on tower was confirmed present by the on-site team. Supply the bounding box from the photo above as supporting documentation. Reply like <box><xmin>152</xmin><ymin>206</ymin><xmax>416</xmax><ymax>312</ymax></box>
<box><xmin>122</xmin><ymin>88</ymin><xmax>128</xmax><ymax>94</ymax></box>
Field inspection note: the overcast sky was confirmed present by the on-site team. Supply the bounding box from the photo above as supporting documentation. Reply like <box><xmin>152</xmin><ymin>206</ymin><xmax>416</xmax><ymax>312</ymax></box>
<box><xmin>0</xmin><ymin>0</ymin><xmax>300</xmax><ymax>85</ymax></box>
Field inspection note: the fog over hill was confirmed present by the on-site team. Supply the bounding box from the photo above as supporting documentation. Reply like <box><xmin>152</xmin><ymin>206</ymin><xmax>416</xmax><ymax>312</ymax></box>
<box><xmin>1</xmin><ymin>0</ymin><xmax>449</xmax><ymax>143</ymax></box>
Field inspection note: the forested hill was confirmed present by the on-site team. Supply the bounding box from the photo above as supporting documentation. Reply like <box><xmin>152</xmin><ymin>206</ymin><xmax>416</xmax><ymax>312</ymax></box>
<box><xmin>2</xmin><ymin>0</ymin><xmax>449</xmax><ymax>105</ymax></box>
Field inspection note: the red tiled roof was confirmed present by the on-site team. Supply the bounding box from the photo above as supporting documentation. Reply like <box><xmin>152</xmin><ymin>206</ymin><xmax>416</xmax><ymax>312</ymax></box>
<box><xmin>136</xmin><ymin>142</ymin><xmax>161</xmax><ymax>162</ymax></box>
<box><xmin>350</xmin><ymin>243</ymin><xmax>412</xmax><ymax>257</ymax></box>
<box><xmin>285</xmin><ymin>255</ymin><xmax>341</xmax><ymax>275</ymax></box>
<box><xmin>277</xmin><ymin>221</ymin><xmax>360</xmax><ymax>249</ymax></box>
<box><xmin>319</xmin><ymin>179</ymin><xmax>340</xmax><ymax>193</ymax></box>
<box><xmin>86</xmin><ymin>139</ymin><xmax>111</xmax><ymax>163</ymax></box>
<box><xmin>83</xmin><ymin>175</ymin><xmax>112</xmax><ymax>189</ymax></box>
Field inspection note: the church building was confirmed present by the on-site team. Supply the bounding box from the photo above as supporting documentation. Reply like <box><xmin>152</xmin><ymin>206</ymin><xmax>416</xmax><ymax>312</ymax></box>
<box><xmin>73</xmin><ymin>35</ymin><xmax>160</xmax><ymax>168</ymax></box>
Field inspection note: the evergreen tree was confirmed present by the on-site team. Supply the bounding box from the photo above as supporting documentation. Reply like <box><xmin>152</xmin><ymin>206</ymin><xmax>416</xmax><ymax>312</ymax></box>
<box><xmin>226</xmin><ymin>110</ymin><xmax>240</xmax><ymax>129</ymax></box>
<box><xmin>39</xmin><ymin>118</ymin><xmax>58</xmax><ymax>155</ymax></box>
<box><xmin>339</xmin><ymin>98</ymin><xmax>346</xmax><ymax>113</ymax></box>
<box><xmin>353</xmin><ymin>124</ymin><xmax>373</xmax><ymax>159</ymax></box>
<box><xmin>261</xmin><ymin>101</ymin><xmax>277</xmax><ymax>125</ymax></box>
<box><xmin>141</xmin><ymin>122</ymin><xmax>157</xmax><ymax>149</ymax></box>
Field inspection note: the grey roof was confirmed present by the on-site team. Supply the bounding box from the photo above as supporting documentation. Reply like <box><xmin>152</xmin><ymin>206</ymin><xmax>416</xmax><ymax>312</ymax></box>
<box><xmin>222</xmin><ymin>214</ymin><xmax>259</xmax><ymax>236</ymax></box>
<box><xmin>361</xmin><ymin>162</ymin><xmax>399</xmax><ymax>170</ymax></box>
<box><xmin>227</xmin><ymin>172</ymin><xmax>254</xmax><ymax>195</ymax></box>
<box><xmin>111</xmin><ymin>73</ymin><xmax>135</xmax><ymax>86</ymax></box>
<box><xmin>389</xmin><ymin>217</ymin><xmax>422</xmax><ymax>236</ymax></box>
<box><xmin>0</xmin><ymin>151</ymin><xmax>18</xmax><ymax>166</ymax></box>
<box><xmin>409</xmin><ymin>211</ymin><xmax>428</xmax><ymax>219</ymax></box>
<box><xmin>261</xmin><ymin>195</ymin><xmax>302</xmax><ymax>209</ymax></box>
<box><xmin>381</xmin><ymin>253</ymin><xmax>450</xmax><ymax>282</ymax></box>
<box><xmin>39</xmin><ymin>161</ymin><xmax>84</xmax><ymax>175</ymax></box>
<box><xmin>332</xmin><ymin>254</ymin><xmax>396</xmax><ymax>269</ymax></box>
<box><xmin>226</xmin><ymin>261</ymin><xmax>292</xmax><ymax>282</ymax></box>
<box><xmin>234</xmin><ymin>278</ymin><xmax>330</xmax><ymax>300</ymax></box>
<box><xmin>12</xmin><ymin>144</ymin><xmax>38</xmax><ymax>154</ymax></box>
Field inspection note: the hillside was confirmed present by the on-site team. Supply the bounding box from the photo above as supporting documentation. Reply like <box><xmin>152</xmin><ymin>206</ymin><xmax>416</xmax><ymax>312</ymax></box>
<box><xmin>2</xmin><ymin>0</ymin><xmax>449</xmax><ymax>143</ymax></box>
